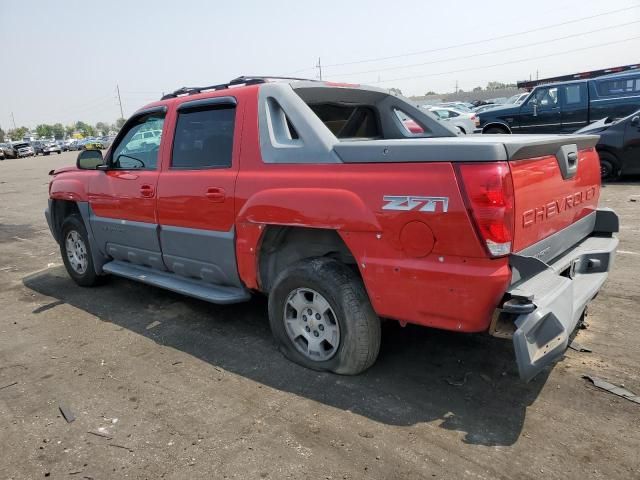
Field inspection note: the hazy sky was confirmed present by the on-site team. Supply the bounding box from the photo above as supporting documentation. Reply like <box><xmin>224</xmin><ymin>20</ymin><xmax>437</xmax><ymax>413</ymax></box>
<box><xmin>1</xmin><ymin>0</ymin><xmax>639</xmax><ymax>128</ymax></box>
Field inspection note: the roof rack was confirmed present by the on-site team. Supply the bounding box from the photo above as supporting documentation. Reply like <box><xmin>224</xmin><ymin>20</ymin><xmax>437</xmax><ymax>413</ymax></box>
<box><xmin>161</xmin><ymin>75</ymin><xmax>318</xmax><ymax>100</ymax></box>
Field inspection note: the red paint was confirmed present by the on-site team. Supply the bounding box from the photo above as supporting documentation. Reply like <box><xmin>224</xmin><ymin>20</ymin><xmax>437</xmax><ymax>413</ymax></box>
<box><xmin>48</xmin><ymin>83</ymin><xmax>602</xmax><ymax>333</ymax></box>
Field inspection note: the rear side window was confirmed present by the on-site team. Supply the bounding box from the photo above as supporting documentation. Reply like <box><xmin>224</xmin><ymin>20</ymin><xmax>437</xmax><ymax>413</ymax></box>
<box><xmin>563</xmin><ymin>84</ymin><xmax>584</xmax><ymax>105</ymax></box>
<box><xmin>171</xmin><ymin>106</ymin><xmax>235</xmax><ymax>169</ymax></box>
<box><xmin>596</xmin><ymin>77</ymin><xmax>640</xmax><ymax>96</ymax></box>
<box><xmin>308</xmin><ymin>103</ymin><xmax>380</xmax><ymax>139</ymax></box>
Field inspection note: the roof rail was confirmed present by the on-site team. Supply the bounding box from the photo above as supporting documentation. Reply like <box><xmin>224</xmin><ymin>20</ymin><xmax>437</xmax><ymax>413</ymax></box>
<box><xmin>161</xmin><ymin>75</ymin><xmax>318</xmax><ymax>100</ymax></box>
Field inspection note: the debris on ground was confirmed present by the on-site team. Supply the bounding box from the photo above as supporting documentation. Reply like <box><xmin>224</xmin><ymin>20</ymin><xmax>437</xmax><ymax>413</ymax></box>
<box><xmin>568</xmin><ymin>341</ymin><xmax>592</xmax><ymax>353</ymax></box>
<box><xmin>0</xmin><ymin>381</ymin><xmax>18</xmax><ymax>390</ymax></box>
<box><xmin>87</xmin><ymin>431</ymin><xmax>112</xmax><ymax>440</ymax></box>
<box><xmin>59</xmin><ymin>403</ymin><xmax>76</xmax><ymax>423</ymax></box>
<box><xmin>583</xmin><ymin>375</ymin><xmax>640</xmax><ymax>405</ymax></box>
<box><xmin>445</xmin><ymin>372</ymin><xmax>472</xmax><ymax>387</ymax></box>
<box><xmin>146</xmin><ymin>320</ymin><xmax>162</xmax><ymax>330</ymax></box>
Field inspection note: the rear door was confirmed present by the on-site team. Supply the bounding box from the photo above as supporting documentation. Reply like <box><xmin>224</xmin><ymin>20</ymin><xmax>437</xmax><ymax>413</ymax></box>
<box><xmin>518</xmin><ymin>86</ymin><xmax>561</xmax><ymax>133</ymax></box>
<box><xmin>88</xmin><ymin>108</ymin><xmax>166</xmax><ymax>270</ymax></box>
<box><xmin>155</xmin><ymin>96</ymin><xmax>243</xmax><ymax>287</ymax></box>
<box><xmin>559</xmin><ymin>83</ymin><xmax>588</xmax><ymax>132</ymax></box>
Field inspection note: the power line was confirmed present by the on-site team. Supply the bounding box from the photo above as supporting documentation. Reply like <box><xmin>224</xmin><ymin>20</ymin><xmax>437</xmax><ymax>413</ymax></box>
<box><xmin>332</xmin><ymin>20</ymin><xmax>640</xmax><ymax>78</ymax></box>
<box><xmin>362</xmin><ymin>35</ymin><xmax>640</xmax><ymax>85</ymax></box>
<box><xmin>285</xmin><ymin>5</ymin><xmax>639</xmax><ymax>75</ymax></box>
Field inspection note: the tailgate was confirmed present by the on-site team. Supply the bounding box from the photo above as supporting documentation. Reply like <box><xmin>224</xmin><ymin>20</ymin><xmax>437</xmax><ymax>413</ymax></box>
<box><xmin>509</xmin><ymin>140</ymin><xmax>601</xmax><ymax>257</ymax></box>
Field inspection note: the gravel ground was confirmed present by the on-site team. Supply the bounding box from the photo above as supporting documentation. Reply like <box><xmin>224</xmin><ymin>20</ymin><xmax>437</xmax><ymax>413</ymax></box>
<box><xmin>0</xmin><ymin>152</ymin><xmax>639</xmax><ymax>479</ymax></box>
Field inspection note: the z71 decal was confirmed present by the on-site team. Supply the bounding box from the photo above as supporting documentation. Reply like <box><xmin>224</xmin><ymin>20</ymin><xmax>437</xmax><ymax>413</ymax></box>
<box><xmin>382</xmin><ymin>195</ymin><xmax>449</xmax><ymax>213</ymax></box>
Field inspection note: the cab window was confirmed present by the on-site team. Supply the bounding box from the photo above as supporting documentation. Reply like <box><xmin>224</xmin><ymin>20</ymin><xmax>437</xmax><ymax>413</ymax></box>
<box><xmin>526</xmin><ymin>87</ymin><xmax>558</xmax><ymax>109</ymax></box>
<box><xmin>110</xmin><ymin>113</ymin><xmax>165</xmax><ymax>170</ymax></box>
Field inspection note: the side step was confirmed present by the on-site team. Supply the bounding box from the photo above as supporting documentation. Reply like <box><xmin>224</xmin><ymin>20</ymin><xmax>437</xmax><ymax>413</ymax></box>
<box><xmin>102</xmin><ymin>261</ymin><xmax>251</xmax><ymax>304</ymax></box>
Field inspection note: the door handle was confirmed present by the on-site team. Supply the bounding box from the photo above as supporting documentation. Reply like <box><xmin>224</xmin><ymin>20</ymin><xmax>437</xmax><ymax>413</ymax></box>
<box><xmin>140</xmin><ymin>184</ymin><xmax>155</xmax><ymax>198</ymax></box>
<box><xmin>206</xmin><ymin>187</ymin><xmax>226</xmax><ymax>202</ymax></box>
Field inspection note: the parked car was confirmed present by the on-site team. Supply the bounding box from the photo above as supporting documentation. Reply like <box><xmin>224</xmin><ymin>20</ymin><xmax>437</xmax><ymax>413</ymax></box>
<box><xmin>0</xmin><ymin>143</ymin><xmax>17</xmax><ymax>159</ymax></box>
<box><xmin>505</xmin><ymin>92</ymin><xmax>529</xmax><ymax>105</ymax></box>
<box><xmin>478</xmin><ymin>70</ymin><xmax>640</xmax><ymax>134</ymax></box>
<box><xmin>66</xmin><ymin>140</ymin><xmax>81</xmax><ymax>151</ymax></box>
<box><xmin>473</xmin><ymin>103</ymin><xmax>504</xmax><ymax>114</ymax></box>
<box><xmin>0</xmin><ymin>148</ymin><xmax>4</xmax><ymax>160</ymax></box>
<box><xmin>31</xmin><ymin>140</ymin><xmax>45</xmax><ymax>155</ymax></box>
<box><xmin>429</xmin><ymin>107</ymin><xmax>478</xmax><ymax>134</ymax></box>
<box><xmin>82</xmin><ymin>139</ymin><xmax>106</xmax><ymax>150</ymax></box>
<box><xmin>45</xmin><ymin>76</ymin><xmax>618</xmax><ymax>382</ymax></box>
<box><xmin>437</xmin><ymin>102</ymin><xmax>473</xmax><ymax>112</ymax></box>
<box><xmin>13</xmin><ymin>142</ymin><xmax>35</xmax><ymax>157</ymax></box>
<box><xmin>575</xmin><ymin>109</ymin><xmax>640</xmax><ymax>180</ymax></box>
<box><xmin>42</xmin><ymin>141</ymin><xmax>62</xmax><ymax>155</ymax></box>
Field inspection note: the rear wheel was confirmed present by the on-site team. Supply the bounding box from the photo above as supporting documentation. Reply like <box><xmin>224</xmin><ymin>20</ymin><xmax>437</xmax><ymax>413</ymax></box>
<box><xmin>268</xmin><ymin>257</ymin><xmax>381</xmax><ymax>375</ymax></box>
<box><xmin>484</xmin><ymin>126</ymin><xmax>508</xmax><ymax>134</ymax></box>
<box><xmin>60</xmin><ymin>215</ymin><xmax>101</xmax><ymax>287</ymax></box>
<box><xmin>598</xmin><ymin>152</ymin><xmax>620</xmax><ymax>181</ymax></box>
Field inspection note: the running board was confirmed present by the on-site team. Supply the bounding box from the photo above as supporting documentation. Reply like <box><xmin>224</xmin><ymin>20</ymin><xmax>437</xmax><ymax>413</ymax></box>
<box><xmin>102</xmin><ymin>261</ymin><xmax>251</xmax><ymax>304</ymax></box>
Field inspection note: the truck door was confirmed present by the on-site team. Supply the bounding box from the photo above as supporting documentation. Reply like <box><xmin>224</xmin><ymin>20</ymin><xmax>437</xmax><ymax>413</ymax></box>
<box><xmin>88</xmin><ymin>107</ymin><xmax>166</xmax><ymax>270</ymax></box>
<box><xmin>560</xmin><ymin>82</ymin><xmax>588</xmax><ymax>132</ymax></box>
<box><xmin>621</xmin><ymin>113</ymin><xmax>640</xmax><ymax>174</ymax></box>
<box><xmin>155</xmin><ymin>96</ymin><xmax>244</xmax><ymax>287</ymax></box>
<box><xmin>518</xmin><ymin>86</ymin><xmax>561</xmax><ymax>133</ymax></box>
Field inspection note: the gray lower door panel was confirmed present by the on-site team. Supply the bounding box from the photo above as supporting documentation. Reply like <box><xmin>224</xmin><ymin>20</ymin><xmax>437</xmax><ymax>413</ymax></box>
<box><xmin>90</xmin><ymin>214</ymin><xmax>165</xmax><ymax>270</ymax></box>
<box><xmin>159</xmin><ymin>225</ymin><xmax>242</xmax><ymax>287</ymax></box>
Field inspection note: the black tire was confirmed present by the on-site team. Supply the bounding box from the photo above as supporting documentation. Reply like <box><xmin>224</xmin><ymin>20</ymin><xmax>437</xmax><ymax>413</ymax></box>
<box><xmin>268</xmin><ymin>257</ymin><xmax>381</xmax><ymax>375</ymax></box>
<box><xmin>60</xmin><ymin>215</ymin><xmax>101</xmax><ymax>287</ymax></box>
<box><xmin>598</xmin><ymin>152</ymin><xmax>620</xmax><ymax>181</ymax></box>
<box><xmin>484</xmin><ymin>126</ymin><xmax>508</xmax><ymax>134</ymax></box>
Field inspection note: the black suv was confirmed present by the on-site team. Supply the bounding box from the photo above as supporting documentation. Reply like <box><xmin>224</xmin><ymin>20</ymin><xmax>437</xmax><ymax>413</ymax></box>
<box><xmin>478</xmin><ymin>71</ymin><xmax>640</xmax><ymax>134</ymax></box>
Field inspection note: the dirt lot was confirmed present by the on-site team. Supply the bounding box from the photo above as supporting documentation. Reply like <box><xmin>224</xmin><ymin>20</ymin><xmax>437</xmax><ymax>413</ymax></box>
<box><xmin>0</xmin><ymin>151</ymin><xmax>639</xmax><ymax>479</ymax></box>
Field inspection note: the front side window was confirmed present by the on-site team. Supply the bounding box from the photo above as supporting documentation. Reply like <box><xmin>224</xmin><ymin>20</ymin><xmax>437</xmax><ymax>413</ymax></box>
<box><xmin>527</xmin><ymin>87</ymin><xmax>558</xmax><ymax>109</ymax></box>
<box><xmin>110</xmin><ymin>112</ymin><xmax>165</xmax><ymax>170</ymax></box>
<box><xmin>171</xmin><ymin>106</ymin><xmax>235</xmax><ymax>169</ymax></box>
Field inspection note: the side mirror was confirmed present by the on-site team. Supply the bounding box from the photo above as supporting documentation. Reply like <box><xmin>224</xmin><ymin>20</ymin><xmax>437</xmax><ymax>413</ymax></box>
<box><xmin>77</xmin><ymin>149</ymin><xmax>105</xmax><ymax>170</ymax></box>
<box><xmin>631</xmin><ymin>115</ymin><xmax>640</xmax><ymax>126</ymax></box>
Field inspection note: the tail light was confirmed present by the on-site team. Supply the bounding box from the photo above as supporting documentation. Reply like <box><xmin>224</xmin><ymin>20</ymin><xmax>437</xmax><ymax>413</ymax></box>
<box><xmin>455</xmin><ymin>162</ymin><xmax>514</xmax><ymax>257</ymax></box>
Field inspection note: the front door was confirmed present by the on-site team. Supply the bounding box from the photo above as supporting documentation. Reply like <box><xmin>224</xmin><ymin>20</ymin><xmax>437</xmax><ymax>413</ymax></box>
<box><xmin>155</xmin><ymin>97</ymin><xmax>243</xmax><ymax>287</ymax></box>
<box><xmin>518</xmin><ymin>86</ymin><xmax>561</xmax><ymax>133</ymax></box>
<box><xmin>88</xmin><ymin>108</ymin><xmax>166</xmax><ymax>270</ymax></box>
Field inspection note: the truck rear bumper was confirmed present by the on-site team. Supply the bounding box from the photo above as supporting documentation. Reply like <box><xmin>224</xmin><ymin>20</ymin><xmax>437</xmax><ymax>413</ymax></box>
<box><xmin>507</xmin><ymin>209</ymin><xmax>618</xmax><ymax>381</ymax></box>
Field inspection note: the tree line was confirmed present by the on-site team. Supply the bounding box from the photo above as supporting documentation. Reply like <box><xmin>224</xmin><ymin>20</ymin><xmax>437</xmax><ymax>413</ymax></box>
<box><xmin>0</xmin><ymin>118</ymin><xmax>127</xmax><ymax>143</ymax></box>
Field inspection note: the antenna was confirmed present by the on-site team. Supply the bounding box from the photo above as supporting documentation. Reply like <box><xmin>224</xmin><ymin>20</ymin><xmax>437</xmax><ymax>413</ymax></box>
<box><xmin>116</xmin><ymin>84</ymin><xmax>124</xmax><ymax>119</ymax></box>
<box><xmin>316</xmin><ymin>57</ymin><xmax>323</xmax><ymax>80</ymax></box>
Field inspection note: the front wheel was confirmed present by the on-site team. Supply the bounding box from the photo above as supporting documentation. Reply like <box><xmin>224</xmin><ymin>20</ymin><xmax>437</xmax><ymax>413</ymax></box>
<box><xmin>484</xmin><ymin>126</ymin><xmax>508</xmax><ymax>134</ymax></box>
<box><xmin>60</xmin><ymin>215</ymin><xmax>101</xmax><ymax>287</ymax></box>
<box><xmin>598</xmin><ymin>152</ymin><xmax>620</xmax><ymax>181</ymax></box>
<box><xmin>268</xmin><ymin>257</ymin><xmax>381</xmax><ymax>375</ymax></box>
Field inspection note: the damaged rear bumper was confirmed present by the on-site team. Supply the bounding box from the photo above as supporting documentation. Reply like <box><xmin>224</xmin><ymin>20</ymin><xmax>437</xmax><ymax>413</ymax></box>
<box><xmin>505</xmin><ymin>208</ymin><xmax>618</xmax><ymax>381</ymax></box>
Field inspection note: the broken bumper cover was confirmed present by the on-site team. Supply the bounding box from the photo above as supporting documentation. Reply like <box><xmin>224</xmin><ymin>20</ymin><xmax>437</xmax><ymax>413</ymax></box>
<box><xmin>508</xmin><ymin>209</ymin><xmax>618</xmax><ymax>381</ymax></box>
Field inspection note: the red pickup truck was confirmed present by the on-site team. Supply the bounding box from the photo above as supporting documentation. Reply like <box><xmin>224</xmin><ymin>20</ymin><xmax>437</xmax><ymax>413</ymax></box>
<box><xmin>46</xmin><ymin>76</ymin><xmax>619</xmax><ymax>381</ymax></box>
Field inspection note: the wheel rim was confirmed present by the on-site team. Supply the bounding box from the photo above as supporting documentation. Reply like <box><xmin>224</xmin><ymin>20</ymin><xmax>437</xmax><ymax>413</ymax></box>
<box><xmin>65</xmin><ymin>230</ymin><xmax>88</xmax><ymax>274</ymax></box>
<box><xmin>600</xmin><ymin>161</ymin><xmax>612</xmax><ymax>179</ymax></box>
<box><xmin>283</xmin><ymin>288</ymin><xmax>340</xmax><ymax>361</ymax></box>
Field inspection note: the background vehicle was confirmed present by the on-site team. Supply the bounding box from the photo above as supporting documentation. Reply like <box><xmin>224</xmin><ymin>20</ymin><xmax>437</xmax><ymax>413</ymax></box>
<box><xmin>31</xmin><ymin>140</ymin><xmax>45</xmax><ymax>155</ymax></box>
<box><xmin>0</xmin><ymin>143</ymin><xmax>17</xmax><ymax>159</ymax></box>
<box><xmin>0</xmin><ymin>149</ymin><xmax>4</xmax><ymax>160</ymax></box>
<box><xmin>82</xmin><ymin>138</ymin><xmax>106</xmax><ymax>150</ymax></box>
<box><xmin>428</xmin><ymin>107</ymin><xmax>478</xmax><ymax>134</ymax></box>
<box><xmin>46</xmin><ymin>76</ymin><xmax>617</xmax><ymax>383</ymax></box>
<box><xmin>576</xmin><ymin>109</ymin><xmax>640</xmax><ymax>180</ymax></box>
<box><xmin>478</xmin><ymin>70</ymin><xmax>640</xmax><ymax>134</ymax></box>
<box><xmin>42</xmin><ymin>141</ymin><xmax>62</xmax><ymax>155</ymax></box>
<box><xmin>473</xmin><ymin>103</ymin><xmax>504</xmax><ymax>114</ymax></box>
<box><xmin>505</xmin><ymin>92</ymin><xmax>529</xmax><ymax>105</ymax></box>
<box><xmin>12</xmin><ymin>142</ymin><xmax>35</xmax><ymax>157</ymax></box>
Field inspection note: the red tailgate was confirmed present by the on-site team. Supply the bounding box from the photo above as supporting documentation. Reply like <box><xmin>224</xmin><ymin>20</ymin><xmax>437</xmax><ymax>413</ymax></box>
<box><xmin>510</xmin><ymin>147</ymin><xmax>601</xmax><ymax>252</ymax></box>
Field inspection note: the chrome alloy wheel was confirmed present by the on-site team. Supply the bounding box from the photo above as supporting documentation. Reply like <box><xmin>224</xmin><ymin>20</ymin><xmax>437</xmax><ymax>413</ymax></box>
<box><xmin>283</xmin><ymin>288</ymin><xmax>340</xmax><ymax>361</ymax></box>
<box><xmin>65</xmin><ymin>230</ymin><xmax>88</xmax><ymax>275</ymax></box>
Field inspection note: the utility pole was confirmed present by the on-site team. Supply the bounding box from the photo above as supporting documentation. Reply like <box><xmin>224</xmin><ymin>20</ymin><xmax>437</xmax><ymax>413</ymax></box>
<box><xmin>455</xmin><ymin>80</ymin><xmax>459</xmax><ymax>94</ymax></box>
<box><xmin>10</xmin><ymin>112</ymin><xmax>17</xmax><ymax>129</ymax></box>
<box><xmin>316</xmin><ymin>57</ymin><xmax>323</xmax><ymax>81</ymax></box>
<box><xmin>536</xmin><ymin>69</ymin><xmax>539</xmax><ymax>80</ymax></box>
<box><xmin>116</xmin><ymin>84</ymin><xmax>124</xmax><ymax>119</ymax></box>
